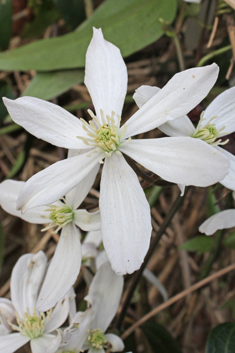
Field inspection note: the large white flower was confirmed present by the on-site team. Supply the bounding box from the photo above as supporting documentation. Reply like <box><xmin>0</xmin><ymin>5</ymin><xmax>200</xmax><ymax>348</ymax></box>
<box><xmin>3</xmin><ymin>28</ymin><xmax>229</xmax><ymax>277</ymax></box>
<box><xmin>199</xmin><ymin>209</ymin><xmax>235</xmax><ymax>235</ymax></box>
<box><xmin>56</xmin><ymin>262</ymin><xmax>124</xmax><ymax>353</ymax></box>
<box><xmin>134</xmin><ymin>86</ymin><xmax>235</xmax><ymax>192</ymax></box>
<box><xmin>0</xmin><ymin>170</ymin><xmax>100</xmax><ymax>312</ymax></box>
<box><xmin>0</xmin><ymin>252</ymin><xmax>70</xmax><ymax>353</ymax></box>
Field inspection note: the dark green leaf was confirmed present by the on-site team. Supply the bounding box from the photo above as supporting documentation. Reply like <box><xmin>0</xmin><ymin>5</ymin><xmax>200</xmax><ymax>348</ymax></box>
<box><xmin>22</xmin><ymin>70</ymin><xmax>84</xmax><ymax>100</ymax></box>
<box><xmin>54</xmin><ymin>0</ymin><xmax>86</xmax><ymax>30</ymax></box>
<box><xmin>0</xmin><ymin>0</ymin><xmax>12</xmax><ymax>51</ymax></box>
<box><xmin>142</xmin><ymin>322</ymin><xmax>182</xmax><ymax>353</ymax></box>
<box><xmin>223</xmin><ymin>232</ymin><xmax>235</xmax><ymax>249</ymax></box>
<box><xmin>22</xmin><ymin>8</ymin><xmax>60</xmax><ymax>38</ymax></box>
<box><xmin>0</xmin><ymin>0</ymin><xmax>177</xmax><ymax>71</ymax></box>
<box><xmin>179</xmin><ymin>236</ymin><xmax>214</xmax><ymax>254</ymax></box>
<box><xmin>206</xmin><ymin>323</ymin><xmax>235</xmax><ymax>353</ymax></box>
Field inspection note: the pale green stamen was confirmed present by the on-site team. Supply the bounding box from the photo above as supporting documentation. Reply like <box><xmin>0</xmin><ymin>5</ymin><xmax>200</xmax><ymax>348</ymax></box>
<box><xmin>9</xmin><ymin>308</ymin><xmax>51</xmax><ymax>339</ymax></box>
<box><xmin>77</xmin><ymin>109</ymin><xmax>130</xmax><ymax>162</ymax></box>
<box><xmin>87</xmin><ymin>328</ymin><xmax>107</xmax><ymax>350</ymax></box>
<box><xmin>42</xmin><ymin>199</ymin><xmax>74</xmax><ymax>233</ymax></box>
<box><xmin>193</xmin><ymin>112</ymin><xmax>229</xmax><ymax>147</ymax></box>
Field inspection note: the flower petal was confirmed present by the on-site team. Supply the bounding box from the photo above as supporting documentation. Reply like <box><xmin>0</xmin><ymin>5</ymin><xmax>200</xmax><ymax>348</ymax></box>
<box><xmin>0</xmin><ymin>180</ymin><xmax>50</xmax><ymax>224</ymax></box>
<box><xmin>125</xmin><ymin>64</ymin><xmax>219</xmax><ymax>137</ymax></box>
<box><xmin>30</xmin><ymin>333</ymin><xmax>61</xmax><ymax>353</ymax></box>
<box><xmin>74</xmin><ymin>209</ymin><xmax>100</xmax><ymax>231</ymax></box>
<box><xmin>100</xmin><ymin>153</ymin><xmax>152</xmax><ymax>275</ymax></box>
<box><xmin>37</xmin><ymin>223</ymin><xmax>81</xmax><ymax>312</ymax></box>
<box><xmin>0</xmin><ymin>333</ymin><xmax>29</xmax><ymax>353</ymax></box>
<box><xmin>84</xmin><ymin>229</ymin><xmax>102</xmax><ymax>247</ymax></box>
<box><xmin>0</xmin><ymin>298</ymin><xmax>16</xmax><ymax>332</ymax></box>
<box><xmin>202</xmin><ymin>87</ymin><xmax>235</xmax><ymax>133</ymax></box>
<box><xmin>88</xmin><ymin>348</ymin><xmax>105</xmax><ymax>353</ymax></box>
<box><xmin>82</xmin><ymin>242</ymin><xmax>98</xmax><ymax>261</ymax></box>
<box><xmin>120</xmin><ymin>137</ymin><xmax>229</xmax><ymax>186</ymax></box>
<box><xmin>44</xmin><ymin>295</ymin><xmax>69</xmax><ymax>333</ymax></box>
<box><xmin>216</xmin><ymin>147</ymin><xmax>235</xmax><ymax>190</ymax></box>
<box><xmin>3</xmin><ymin>97</ymin><xmax>87</xmax><ymax>150</ymax></box>
<box><xmin>133</xmin><ymin>84</ymin><xmax>195</xmax><ymax>137</ymax></box>
<box><xmin>66</xmin><ymin>309</ymin><xmax>93</xmax><ymax>350</ymax></box>
<box><xmin>85</xmin><ymin>262</ymin><xmax>123</xmax><ymax>332</ymax></box>
<box><xmin>17</xmin><ymin>151</ymin><xmax>103</xmax><ymax>212</ymax></box>
<box><xmin>199</xmin><ymin>209</ymin><xmax>235</xmax><ymax>235</ymax></box>
<box><xmin>11</xmin><ymin>252</ymin><xmax>47</xmax><ymax>317</ymax></box>
<box><xmin>65</xmin><ymin>164</ymin><xmax>100</xmax><ymax>209</ymax></box>
<box><xmin>85</xmin><ymin>28</ymin><xmax>127</xmax><ymax>124</ymax></box>
<box><xmin>105</xmin><ymin>333</ymin><xmax>124</xmax><ymax>352</ymax></box>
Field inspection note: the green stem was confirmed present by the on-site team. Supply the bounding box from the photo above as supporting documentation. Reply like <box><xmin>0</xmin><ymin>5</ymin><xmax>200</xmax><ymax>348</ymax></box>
<box><xmin>173</xmin><ymin>35</ymin><xmax>185</xmax><ymax>71</ymax></box>
<box><xmin>197</xmin><ymin>45</ymin><xmax>232</xmax><ymax>67</ymax></box>
<box><xmin>0</xmin><ymin>123</ymin><xmax>21</xmax><ymax>136</ymax></box>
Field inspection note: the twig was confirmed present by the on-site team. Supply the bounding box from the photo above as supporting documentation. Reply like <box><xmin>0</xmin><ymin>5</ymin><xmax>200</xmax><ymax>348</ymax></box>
<box><xmin>121</xmin><ymin>262</ymin><xmax>235</xmax><ymax>340</ymax></box>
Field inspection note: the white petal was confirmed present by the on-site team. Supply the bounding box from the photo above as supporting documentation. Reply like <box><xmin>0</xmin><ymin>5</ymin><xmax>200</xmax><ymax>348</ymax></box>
<box><xmin>11</xmin><ymin>252</ymin><xmax>47</xmax><ymax>317</ymax></box>
<box><xmin>125</xmin><ymin>64</ymin><xmax>219</xmax><ymax>137</ymax></box>
<box><xmin>82</xmin><ymin>242</ymin><xmax>98</xmax><ymax>260</ymax></box>
<box><xmin>85</xmin><ymin>262</ymin><xmax>123</xmax><ymax>332</ymax></box>
<box><xmin>100</xmin><ymin>153</ymin><xmax>152</xmax><ymax>274</ymax></box>
<box><xmin>37</xmin><ymin>223</ymin><xmax>81</xmax><ymax>312</ymax></box>
<box><xmin>120</xmin><ymin>137</ymin><xmax>229</xmax><ymax>186</ymax></box>
<box><xmin>74</xmin><ymin>209</ymin><xmax>100</xmax><ymax>231</ymax></box>
<box><xmin>65</xmin><ymin>163</ymin><xmax>99</xmax><ymax>209</ymax></box>
<box><xmin>88</xmin><ymin>348</ymin><xmax>105</xmax><ymax>353</ymax></box>
<box><xmin>0</xmin><ymin>298</ymin><xmax>15</xmax><ymax>332</ymax></box>
<box><xmin>133</xmin><ymin>84</ymin><xmax>195</xmax><ymax>137</ymax></box>
<box><xmin>84</xmin><ymin>229</ymin><xmax>102</xmax><ymax>247</ymax></box>
<box><xmin>17</xmin><ymin>151</ymin><xmax>103</xmax><ymax>212</ymax></box>
<box><xmin>216</xmin><ymin>147</ymin><xmax>235</xmax><ymax>190</ymax></box>
<box><xmin>202</xmin><ymin>87</ymin><xmax>235</xmax><ymax>133</ymax></box>
<box><xmin>66</xmin><ymin>309</ymin><xmax>93</xmax><ymax>350</ymax></box>
<box><xmin>3</xmin><ymin>97</ymin><xmax>87</xmax><ymax>150</ymax></box>
<box><xmin>95</xmin><ymin>251</ymin><xmax>109</xmax><ymax>269</ymax></box>
<box><xmin>0</xmin><ymin>180</ymin><xmax>50</xmax><ymax>224</ymax></box>
<box><xmin>199</xmin><ymin>210</ymin><xmax>235</xmax><ymax>235</ymax></box>
<box><xmin>133</xmin><ymin>85</ymin><xmax>160</xmax><ymax>108</ymax></box>
<box><xmin>85</xmin><ymin>28</ymin><xmax>127</xmax><ymax>124</ymax></box>
<box><xmin>105</xmin><ymin>333</ymin><xmax>124</xmax><ymax>352</ymax></box>
<box><xmin>0</xmin><ymin>333</ymin><xmax>29</xmax><ymax>353</ymax></box>
<box><xmin>44</xmin><ymin>295</ymin><xmax>69</xmax><ymax>333</ymax></box>
<box><xmin>30</xmin><ymin>333</ymin><xmax>61</xmax><ymax>353</ymax></box>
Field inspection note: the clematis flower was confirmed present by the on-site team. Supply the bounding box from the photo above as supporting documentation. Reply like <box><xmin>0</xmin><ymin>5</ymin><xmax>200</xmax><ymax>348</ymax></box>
<box><xmin>0</xmin><ymin>299</ymin><xmax>16</xmax><ymax>336</ymax></box>
<box><xmin>3</xmin><ymin>28</ymin><xmax>230</xmax><ymax>280</ymax></box>
<box><xmin>56</xmin><ymin>262</ymin><xmax>124</xmax><ymax>353</ymax></box>
<box><xmin>133</xmin><ymin>86</ymin><xmax>235</xmax><ymax>193</ymax></box>
<box><xmin>0</xmin><ymin>252</ymin><xmax>70</xmax><ymax>353</ymax></box>
<box><xmin>0</xmin><ymin>169</ymin><xmax>100</xmax><ymax>312</ymax></box>
<box><xmin>199</xmin><ymin>209</ymin><xmax>235</xmax><ymax>235</ymax></box>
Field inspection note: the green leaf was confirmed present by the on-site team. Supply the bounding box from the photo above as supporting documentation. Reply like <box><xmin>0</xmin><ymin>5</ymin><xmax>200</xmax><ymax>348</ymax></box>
<box><xmin>22</xmin><ymin>70</ymin><xmax>84</xmax><ymax>100</ymax></box>
<box><xmin>0</xmin><ymin>0</ymin><xmax>12</xmax><ymax>51</ymax></box>
<box><xmin>0</xmin><ymin>0</ymin><xmax>177</xmax><ymax>71</ymax></box>
<box><xmin>179</xmin><ymin>236</ymin><xmax>214</xmax><ymax>254</ymax></box>
<box><xmin>142</xmin><ymin>322</ymin><xmax>182</xmax><ymax>353</ymax></box>
<box><xmin>54</xmin><ymin>0</ymin><xmax>86</xmax><ymax>30</ymax></box>
<box><xmin>22</xmin><ymin>8</ymin><xmax>60</xmax><ymax>38</ymax></box>
<box><xmin>223</xmin><ymin>232</ymin><xmax>235</xmax><ymax>249</ymax></box>
<box><xmin>206</xmin><ymin>323</ymin><xmax>235</xmax><ymax>353</ymax></box>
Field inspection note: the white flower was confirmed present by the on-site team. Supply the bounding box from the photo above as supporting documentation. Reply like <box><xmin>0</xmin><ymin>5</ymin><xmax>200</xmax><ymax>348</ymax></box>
<box><xmin>199</xmin><ymin>209</ymin><xmax>235</xmax><ymax>235</ymax></box>
<box><xmin>0</xmin><ymin>299</ymin><xmax>16</xmax><ymax>335</ymax></box>
<box><xmin>0</xmin><ymin>252</ymin><xmax>70</xmax><ymax>353</ymax></box>
<box><xmin>133</xmin><ymin>85</ymin><xmax>235</xmax><ymax>193</ymax></box>
<box><xmin>3</xmin><ymin>28</ymin><xmax>229</xmax><ymax>277</ymax></box>
<box><xmin>57</xmin><ymin>262</ymin><xmax>124</xmax><ymax>353</ymax></box>
<box><xmin>183</xmin><ymin>0</ymin><xmax>201</xmax><ymax>3</ymax></box>
<box><xmin>0</xmin><ymin>169</ymin><xmax>100</xmax><ymax>312</ymax></box>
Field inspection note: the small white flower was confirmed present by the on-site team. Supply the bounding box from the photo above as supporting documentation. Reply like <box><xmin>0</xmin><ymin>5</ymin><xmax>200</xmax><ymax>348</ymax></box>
<box><xmin>0</xmin><ymin>252</ymin><xmax>70</xmax><ymax>353</ymax></box>
<box><xmin>0</xmin><ymin>169</ymin><xmax>100</xmax><ymax>312</ymax></box>
<box><xmin>0</xmin><ymin>298</ymin><xmax>16</xmax><ymax>335</ymax></box>
<box><xmin>3</xmin><ymin>28</ymin><xmax>229</xmax><ymax>276</ymax></box>
<box><xmin>57</xmin><ymin>262</ymin><xmax>124</xmax><ymax>353</ymax></box>
<box><xmin>199</xmin><ymin>209</ymin><xmax>235</xmax><ymax>235</ymax></box>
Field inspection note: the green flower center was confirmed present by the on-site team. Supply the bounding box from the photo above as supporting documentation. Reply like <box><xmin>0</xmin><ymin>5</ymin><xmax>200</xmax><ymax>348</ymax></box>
<box><xmin>42</xmin><ymin>200</ymin><xmax>74</xmax><ymax>233</ymax></box>
<box><xmin>192</xmin><ymin>113</ymin><xmax>229</xmax><ymax>146</ymax></box>
<box><xmin>87</xmin><ymin>329</ymin><xmax>107</xmax><ymax>350</ymax></box>
<box><xmin>77</xmin><ymin>109</ymin><xmax>130</xmax><ymax>161</ymax></box>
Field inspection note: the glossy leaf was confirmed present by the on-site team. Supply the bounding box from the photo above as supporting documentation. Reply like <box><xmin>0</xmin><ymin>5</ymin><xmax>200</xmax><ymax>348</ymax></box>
<box><xmin>0</xmin><ymin>0</ymin><xmax>12</xmax><ymax>51</ymax></box>
<box><xmin>22</xmin><ymin>70</ymin><xmax>84</xmax><ymax>100</ymax></box>
<box><xmin>142</xmin><ymin>322</ymin><xmax>182</xmax><ymax>353</ymax></box>
<box><xmin>206</xmin><ymin>323</ymin><xmax>235</xmax><ymax>353</ymax></box>
<box><xmin>0</xmin><ymin>0</ymin><xmax>177</xmax><ymax>71</ymax></box>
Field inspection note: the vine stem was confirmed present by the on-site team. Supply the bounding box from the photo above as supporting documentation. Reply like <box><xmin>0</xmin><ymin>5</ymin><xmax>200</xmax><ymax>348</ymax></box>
<box><xmin>116</xmin><ymin>188</ymin><xmax>189</xmax><ymax>330</ymax></box>
<box><xmin>121</xmin><ymin>261</ymin><xmax>235</xmax><ymax>340</ymax></box>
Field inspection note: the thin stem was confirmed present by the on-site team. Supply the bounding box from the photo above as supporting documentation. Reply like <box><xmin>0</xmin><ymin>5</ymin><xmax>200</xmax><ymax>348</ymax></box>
<box><xmin>121</xmin><ymin>261</ymin><xmax>235</xmax><ymax>340</ymax></box>
<box><xmin>173</xmin><ymin>35</ymin><xmax>185</xmax><ymax>71</ymax></box>
<box><xmin>116</xmin><ymin>188</ymin><xmax>189</xmax><ymax>330</ymax></box>
<box><xmin>0</xmin><ymin>123</ymin><xmax>21</xmax><ymax>136</ymax></box>
<box><xmin>197</xmin><ymin>45</ymin><xmax>232</xmax><ymax>67</ymax></box>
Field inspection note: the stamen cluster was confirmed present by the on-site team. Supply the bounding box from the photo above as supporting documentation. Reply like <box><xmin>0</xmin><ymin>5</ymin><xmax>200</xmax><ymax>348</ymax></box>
<box><xmin>193</xmin><ymin>113</ymin><xmax>229</xmax><ymax>146</ymax></box>
<box><xmin>42</xmin><ymin>200</ymin><xmax>74</xmax><ymax>233</ymax></box>
<box><xmin>87</xmin><ymin>328</ymin><xmax>107</xmax><ymax>349</ymax></box>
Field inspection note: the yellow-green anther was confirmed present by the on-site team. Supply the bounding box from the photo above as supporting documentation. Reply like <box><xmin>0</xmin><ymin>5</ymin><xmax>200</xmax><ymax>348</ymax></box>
<box><xmin>87</xmin><ymin>329</ymin><xmax>107</xmax><ymax>350</ymax></box>
<box><xmin>42</xmin><ymin>201</ymin><xmax>74</xmax><ymax>233</ymax></box>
